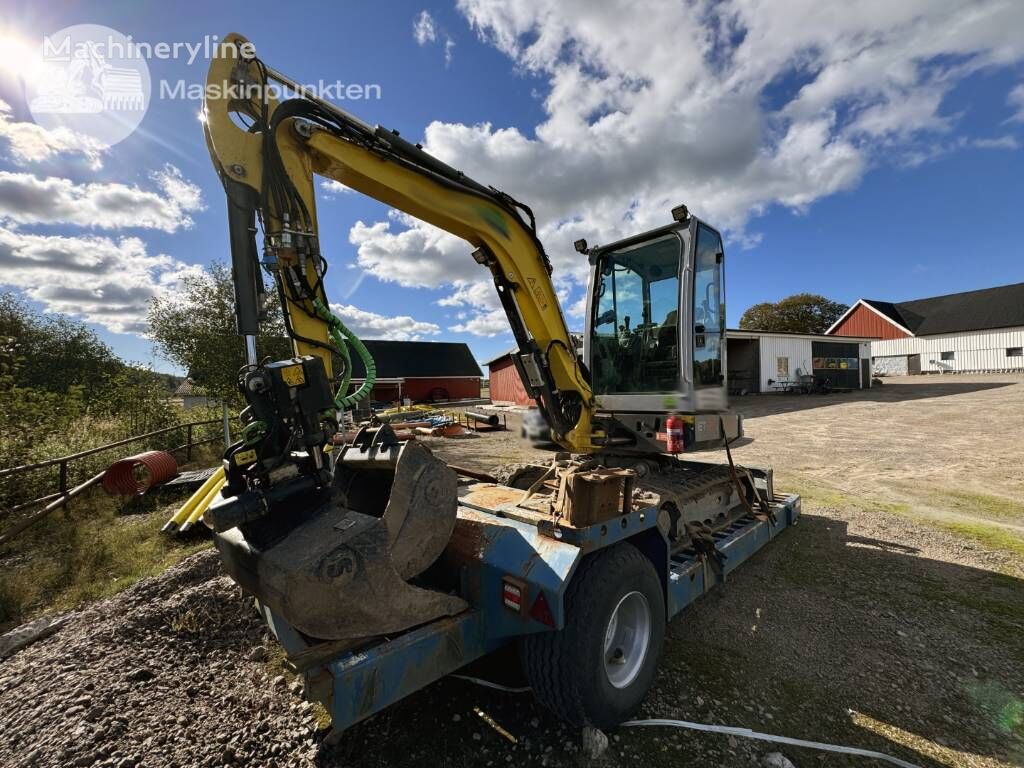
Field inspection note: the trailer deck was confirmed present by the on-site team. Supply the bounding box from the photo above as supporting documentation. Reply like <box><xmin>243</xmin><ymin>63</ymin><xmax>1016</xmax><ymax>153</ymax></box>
<box><xmin>261</xmin><ymin>489</ymin><xmax>800</xmax><ymax>734</ymax></box>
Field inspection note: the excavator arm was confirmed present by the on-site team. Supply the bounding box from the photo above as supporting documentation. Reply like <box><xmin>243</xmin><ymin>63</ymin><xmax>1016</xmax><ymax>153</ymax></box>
<box><xmin>203</xmin><ymin>33</ymin><xmax>596</xmax><ymax>452</ymax></box>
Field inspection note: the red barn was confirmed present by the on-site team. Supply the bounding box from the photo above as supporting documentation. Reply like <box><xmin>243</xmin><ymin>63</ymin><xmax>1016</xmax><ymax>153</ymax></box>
<box><xmin>346</xmin><ymin>340</ymin><xmax>482</xmax><ymax>404</ymax></box>
<box><xmin>826</xmin><ymin>300</ymin><xmax>912</xmax><ymax>340</ymax></box>
<box><xmin>486</xmin><ymin>349</ymin><xmax>532</xmax><ymax>406</ymax></box>
<box><xmin>827</xmin><ymin>285</ymin><xmax>1024</xmax><ymax>375</ymax></box>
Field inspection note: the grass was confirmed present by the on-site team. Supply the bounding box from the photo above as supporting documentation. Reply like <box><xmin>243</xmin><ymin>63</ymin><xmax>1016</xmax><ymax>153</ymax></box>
<box><xmin>786</xmin><ymin>475</ymin><xmax>1024</xmax><ymax>565</ymax></box>
<box><xmin>784</xmin><ymin>476</ymin><xmax>910</xmax><ymax>515</ymax></box>
<box><xmin>937</xmin><ymin>519</ymin><xmax>1024</xmax><ymax>560</ymax></box>
<box><xmin>938</xmin><ymin>489</ymin><xmax>1024</xmax><ymax>524</ymax></box>
<box><xmin>0</xmin><ymin>453</ymin><xmax>217</xmax><ymax>633</ymax></box>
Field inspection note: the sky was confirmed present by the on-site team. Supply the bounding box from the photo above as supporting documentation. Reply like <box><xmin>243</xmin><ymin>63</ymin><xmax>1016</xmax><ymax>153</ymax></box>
<box><xmin>0</xmin><ymin>0</ymin><xmax>1021</xmax><ymax>374</ymax></box>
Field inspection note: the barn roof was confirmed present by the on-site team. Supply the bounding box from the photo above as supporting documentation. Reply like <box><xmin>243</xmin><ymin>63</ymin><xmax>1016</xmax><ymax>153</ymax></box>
<box><xmin>174</xmin><ymin>378</ymin><xmax>200</xmax><ymax>396</ymax></box>
<box><xmin>831</xmin><ymin>282</ymin><xmax>1024</xmax><ymax>337</ymax></box>
<box><xmin>348</xmin><ymin>340</ymin><xmax>482</xmax><ymax>379</ymax></box>
<box><xmin>484</xmin><ymin>347</ymin><xmax>518</xmax><ymax>367</ymax></box>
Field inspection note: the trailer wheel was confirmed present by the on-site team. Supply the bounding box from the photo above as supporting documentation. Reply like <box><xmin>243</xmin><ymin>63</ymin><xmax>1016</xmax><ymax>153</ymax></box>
<box><xmin>521</xmin><ymin>542</ymin><xmax>665</xmax><ymax>728</ymax></box>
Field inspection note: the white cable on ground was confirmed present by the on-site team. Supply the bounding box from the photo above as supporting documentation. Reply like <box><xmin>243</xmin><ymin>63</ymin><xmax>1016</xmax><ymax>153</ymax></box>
<box><xmin>621</xmin><ymin>719</ymin><xmax>922</xmax><ymax>768</ymax></box>
<box><xmin>450</xmin><ymin>674</ymin><xmax>532</xmax><ymax>694</ymax></box>
<box><xmin>451</xmin><ymin>674</ymin><xmax>921</xmax><ymax>767</ymax></box>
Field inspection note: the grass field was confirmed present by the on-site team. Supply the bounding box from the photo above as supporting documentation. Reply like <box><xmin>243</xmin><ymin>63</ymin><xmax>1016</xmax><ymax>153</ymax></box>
<box><xmin>0</xmin><ymin>446</ymin><xmax>217</xmax><ymax>633</ymax></box>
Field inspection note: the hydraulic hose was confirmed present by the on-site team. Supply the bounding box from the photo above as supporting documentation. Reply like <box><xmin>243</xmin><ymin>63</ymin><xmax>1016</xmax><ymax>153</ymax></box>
<box><xmin>312</xmin><ymin>298</ymin><xmax>376</xmax><ymax>408</ymax></box>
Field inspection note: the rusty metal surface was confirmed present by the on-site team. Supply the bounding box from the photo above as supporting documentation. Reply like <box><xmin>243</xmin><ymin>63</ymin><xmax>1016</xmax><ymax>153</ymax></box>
<box><xmin>215</xmin><ymin>505</ymin><xmax>468</xmax><ymax>640</ymax></box>
<box><xmin>379</xmin><ymin>441</ymin><xmax>459</xmax><ymax>579</ymax></box>
<box><xmin>214</xmin><ymin>440</ymin><xmax>468</xmax><ymax>641</ymax></box>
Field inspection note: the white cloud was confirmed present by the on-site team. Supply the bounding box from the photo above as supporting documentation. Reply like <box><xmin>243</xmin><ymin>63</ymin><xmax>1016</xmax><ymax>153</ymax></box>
<box><xmin>973</xmin><ymin>135</ymin><xmax>1019</xmax><ymax>150</ymax></box>
<box><xmin>349</xmin><ymin>210</ymin><xmax>473</xmax><ymax>287</ymax></box>
<box><xmin>414</xmin><ymin>9</ymin><xmax>455</xmax><ymax>66</ymax></box>
<box><xmin>438</xmin><ymin>280</ymin><xmax>501</xmax><ymax>311</ymax></box>
<box><xmin>330</xmin><ymin>303</ymin><xmax>440</xmax><ymax>341</ymax></box>
<box><xmin>413</xmin><ymin>10</ymin><xmax>438</xmax><ymax>45</ymax></box>
<box><xmin>437</xmin><ymin>279</ymin><xmax>508</xmax><ymax>335</ymax></box>
<box><xmin>320</xmin><ymin>179</ymin><xmax>352</xmax><ymax>197</ymax></box>
<box><xmin>1008</xmin><ymin>84</ymin><xmax>1024</xmax><ymax>122</ymax></box>
<box><xmin>357</xmin><ymin>1</ymin><xmax>1024</xmax><ymax>332</ymax></box>
<box><xmin>566</xmin><ymin>294</ymin><xmax>587</xmax><ymax>319</ymax></box>
<box><xmin>0</xmin><ymin>165</ymin><xmax>204</xmax><ymax>232</ymax></box>
<box><xmin>0</xmin><ymin>99</ymin><xmax>105</xmax><ymax>169</ymax></box>
<box><xmin>0</xmin><ymin>226</ymin><xmax>201</xmax><ymax>333</ymax></box>
<box><xmin>449</xmin><ymin>308</ymin><xmax>509</xmax><ymax>337</ymax></box>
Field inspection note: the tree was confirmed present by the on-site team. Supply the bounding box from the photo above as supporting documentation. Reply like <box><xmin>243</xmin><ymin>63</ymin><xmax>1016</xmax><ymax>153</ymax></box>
<box><xmin>0</xmin><ymin>294</ymin><xmax>177</xmax><ymax>475</ymax></box>
<box><xmin>738</xmin><ymin>293</ymin><xmax>849</xmax><ymax>334</ymax></box>
<box><xmin>147</xmin><ymin>263</ymin><xmax>291</xmax><ymax>404</ymax></box>
<box><xmin>0</xmin><ymin>292</ymin><xmax>120</xmax><ymax>400</ymax></box>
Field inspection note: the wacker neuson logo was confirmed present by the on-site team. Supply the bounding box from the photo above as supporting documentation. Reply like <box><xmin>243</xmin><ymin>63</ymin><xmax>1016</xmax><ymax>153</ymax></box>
<box><xmin>25</xmin><ymin>25</ymin><xmax>381</xmax><ymax>150</ymax></box>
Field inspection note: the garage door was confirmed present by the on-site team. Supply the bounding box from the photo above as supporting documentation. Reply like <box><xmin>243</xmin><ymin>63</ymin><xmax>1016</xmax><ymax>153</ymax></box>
<box><xmin>873</xmin><ymin>355</ymin><xmax>909</xmax><ymax>376</ymax></box>
<box><xmin>811</xmin><ymin>341</ymin><xmax>861</xmax><ymax>389</ymax></box>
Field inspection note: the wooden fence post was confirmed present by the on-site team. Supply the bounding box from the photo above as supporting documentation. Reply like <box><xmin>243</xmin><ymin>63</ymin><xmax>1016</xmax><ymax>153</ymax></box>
<box><xmin>186</xmin><ymin>423</ymin><xmax>194</xmax><ymax>463</ymax></box>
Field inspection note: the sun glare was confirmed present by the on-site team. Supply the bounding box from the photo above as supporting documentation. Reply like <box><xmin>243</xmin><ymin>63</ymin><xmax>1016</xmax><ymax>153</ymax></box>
<box><xmin>0</xmin><ymin>29</ymin><xmax>52</xmax><ymax>88</ymax></box>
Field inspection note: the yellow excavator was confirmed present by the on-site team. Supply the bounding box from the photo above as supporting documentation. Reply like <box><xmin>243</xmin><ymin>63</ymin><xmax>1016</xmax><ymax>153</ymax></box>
<box><xmin>188</xmin><ymin>34</ymin><xmax>798</xmax><ymax>732</ymax></box>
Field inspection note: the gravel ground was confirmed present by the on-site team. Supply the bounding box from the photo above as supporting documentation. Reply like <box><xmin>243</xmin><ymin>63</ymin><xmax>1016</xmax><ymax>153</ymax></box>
<box><xmin>0</xmin><ymin>552</ymin><xmax>323</xmax><ymax>768</ymax></box>
<box><xmin>1</xmin><ymin>375</ymin><xmax>1022</xmax><ymax>767</ymax></box>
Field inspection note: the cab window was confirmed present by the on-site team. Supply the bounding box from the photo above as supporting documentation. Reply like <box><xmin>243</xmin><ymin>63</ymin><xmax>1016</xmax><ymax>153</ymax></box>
<box><xmin>591</xmin><ymin>234</ymin><xmax>682</xmax><ymax>394</ymax></box>
<box><xmin>693</xmin><ymin>225</ymin><xmax>724</xmax><ymax>387</ymax></box>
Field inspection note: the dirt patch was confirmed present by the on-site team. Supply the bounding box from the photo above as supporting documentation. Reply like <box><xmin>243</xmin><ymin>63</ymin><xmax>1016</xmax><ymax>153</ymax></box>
<box><xmin>729</xmin><ymin>374</ymin><xmax>1024</xmax><ymax>512</ymax></box>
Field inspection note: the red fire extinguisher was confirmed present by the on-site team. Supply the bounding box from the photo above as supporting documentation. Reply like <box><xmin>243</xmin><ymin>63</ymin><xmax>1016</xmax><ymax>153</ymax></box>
<box><xmin>665</xmin><ymin>413</ymin><xmax>685</xmax><ymax>454</ymax></box>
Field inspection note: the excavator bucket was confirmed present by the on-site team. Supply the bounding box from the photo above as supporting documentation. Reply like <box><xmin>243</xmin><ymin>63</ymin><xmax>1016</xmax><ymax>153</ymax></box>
<box><xmin>213</xmin><ymin>439</ymin><xmax>467</xmax><ymax>640</ymax></box>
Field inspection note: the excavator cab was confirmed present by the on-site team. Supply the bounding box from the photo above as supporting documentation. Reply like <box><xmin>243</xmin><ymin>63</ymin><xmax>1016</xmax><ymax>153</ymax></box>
<box><xmin>584</xmin><ymin>212</ymin><xmax>736</xmax><ymax>454</ymax></box>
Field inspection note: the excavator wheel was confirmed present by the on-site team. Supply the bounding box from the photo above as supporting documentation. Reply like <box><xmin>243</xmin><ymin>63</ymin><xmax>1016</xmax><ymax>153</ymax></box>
<box><xmin>521</xmin><ymin>542</ymin><xmax>665</xmax><ymax>728</ymax></box>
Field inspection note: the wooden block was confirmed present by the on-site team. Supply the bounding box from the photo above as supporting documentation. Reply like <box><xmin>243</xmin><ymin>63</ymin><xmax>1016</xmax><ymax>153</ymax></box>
<box><xmin>556</xmin><ymin>467</ymin><xmax>634</xmax><ymax>527</ymax></box>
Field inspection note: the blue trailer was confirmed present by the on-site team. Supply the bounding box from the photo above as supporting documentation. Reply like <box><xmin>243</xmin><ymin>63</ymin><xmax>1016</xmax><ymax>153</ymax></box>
<box><xmin>253</xmin><ymin>465</ymin><xmax>800</xmax><ymax>736</ymax></box>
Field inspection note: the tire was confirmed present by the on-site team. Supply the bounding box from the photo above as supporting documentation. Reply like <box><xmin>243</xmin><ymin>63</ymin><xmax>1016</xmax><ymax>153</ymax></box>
<box><xmin>521</xmin><ymin>542</ymin><xmax>665</xmax><ymax>728</ymax></box>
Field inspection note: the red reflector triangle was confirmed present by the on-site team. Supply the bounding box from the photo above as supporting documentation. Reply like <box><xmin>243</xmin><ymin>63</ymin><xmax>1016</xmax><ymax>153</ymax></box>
<box><xmin>529</xmin><ymin>591</ymin><xmax>555</xmax><ymax>627</ymax></box>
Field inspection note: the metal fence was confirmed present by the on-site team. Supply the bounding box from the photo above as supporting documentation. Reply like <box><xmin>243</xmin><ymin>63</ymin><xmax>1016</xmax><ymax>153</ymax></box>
<box><xmin>0</xmin><ymin>419</ymin><xmax>223</xmax><ymax>542</ymax></box>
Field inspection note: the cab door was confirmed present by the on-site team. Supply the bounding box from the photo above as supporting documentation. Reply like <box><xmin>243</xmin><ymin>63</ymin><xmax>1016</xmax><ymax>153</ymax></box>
<box><xmin>691</xmin><ymin>223</ymin><xmax>727</xmax><ymax>410</ymax></box>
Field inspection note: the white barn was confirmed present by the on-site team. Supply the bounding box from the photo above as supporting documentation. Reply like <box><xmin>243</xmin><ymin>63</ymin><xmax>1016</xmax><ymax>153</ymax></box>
<box><xmin>826</xmin><ymin>282</ymin><xmax>1024</xmax><ymax>375</ymax></box>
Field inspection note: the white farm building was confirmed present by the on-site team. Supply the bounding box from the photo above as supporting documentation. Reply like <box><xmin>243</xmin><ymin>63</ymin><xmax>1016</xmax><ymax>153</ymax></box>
<box><xmin>726</xmin><ymin>330</ymin><xmax>874</xmax><ymax>394</ymax></box>
<box><xmin>826</xmin><ymin>282</ymin><xmax>1024</xmax><ymax>375</ymax></box>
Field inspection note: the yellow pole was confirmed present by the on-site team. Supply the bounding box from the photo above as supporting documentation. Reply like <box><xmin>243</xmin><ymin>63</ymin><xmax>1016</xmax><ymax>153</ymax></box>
<box><xmin>180</xmin><ymin>475</ymin><xmax>227</xmax><ymax>532</ymax></box>
<box><xmin>163</xmin><ymin>467</ymin><xmax>225</xmax><ymax>532</ymax></box>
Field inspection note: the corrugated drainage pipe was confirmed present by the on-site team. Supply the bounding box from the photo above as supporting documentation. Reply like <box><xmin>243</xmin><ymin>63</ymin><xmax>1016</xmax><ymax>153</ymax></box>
<box><xmin>102</xmin><ymin>451</ymin><xmax>179</xmax><ymax>496</ymax></box>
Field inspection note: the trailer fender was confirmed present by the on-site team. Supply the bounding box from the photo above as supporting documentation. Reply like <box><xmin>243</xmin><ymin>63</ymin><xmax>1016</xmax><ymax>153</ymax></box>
<box><xmin>444</xmin><ymin>507</ymin><xmax>582</xmax><ymax>636</ymax></box>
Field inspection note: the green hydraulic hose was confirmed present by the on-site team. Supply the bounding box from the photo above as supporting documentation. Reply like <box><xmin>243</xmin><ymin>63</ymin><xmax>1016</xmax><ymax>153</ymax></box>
<box><xmin>312</xmin><ymin>298</ymin><xmax>376</xmax><ymax>408</ymax></box>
